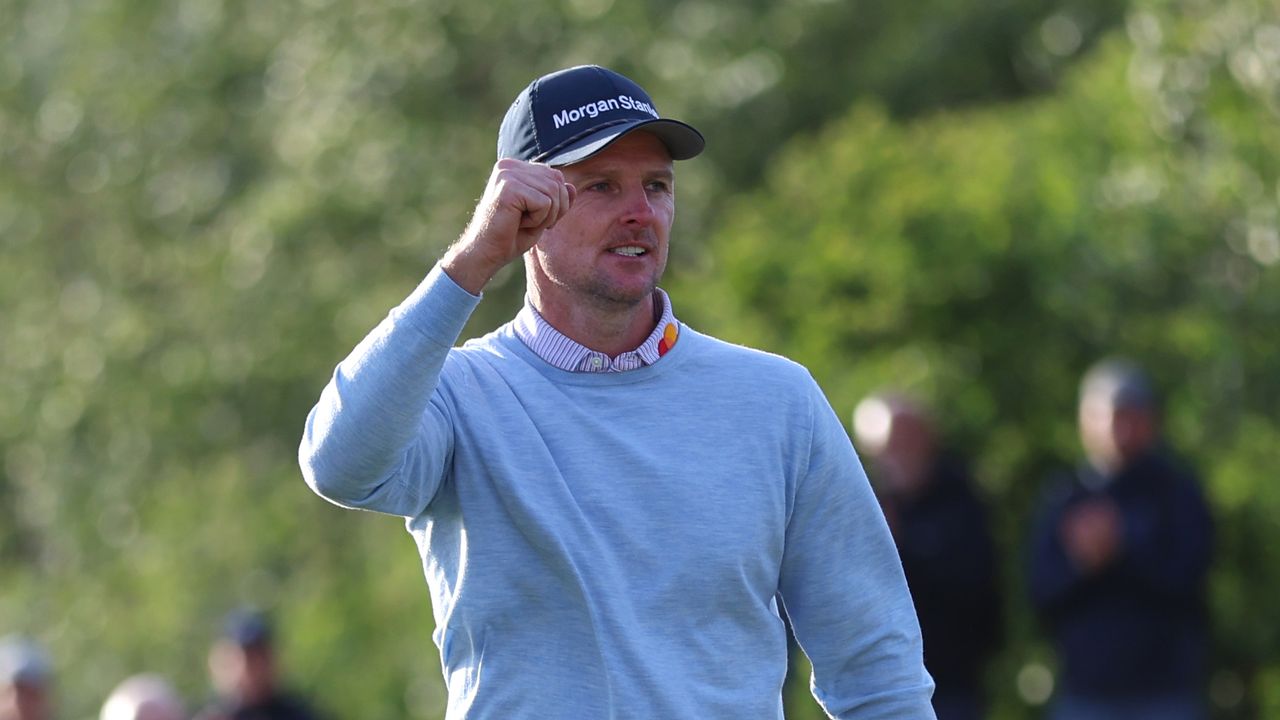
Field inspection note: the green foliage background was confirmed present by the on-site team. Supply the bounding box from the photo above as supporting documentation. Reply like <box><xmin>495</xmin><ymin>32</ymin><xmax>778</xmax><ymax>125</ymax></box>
<box><xmin>2</xmin><ymin>0</ymin><xmax>1277</xmax><ymax>717</ymax></box>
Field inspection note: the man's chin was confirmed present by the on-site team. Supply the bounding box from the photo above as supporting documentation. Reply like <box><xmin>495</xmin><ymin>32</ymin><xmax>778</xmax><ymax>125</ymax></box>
<box><xmin>586</xmin><ymin>280</ymin><xmax>658</xmax><ymax>310</ymax></box>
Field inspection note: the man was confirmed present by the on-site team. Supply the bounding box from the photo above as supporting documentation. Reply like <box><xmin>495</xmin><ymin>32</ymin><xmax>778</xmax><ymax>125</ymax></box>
<box><xmin>195</xmin><ymin>609</ymin><xmax>322</xmax><ymax>720</ymax></box>
<box><xmin>299</xmin><ymin>65</ymin><xmax>934</xmax><ymax>718</ymax></box>
<box><xmin>100</xmin><ymin>675</ymin><xmax>185</xmax><ymax>720</ymax></box>
<box><xmin>852</xmin><ymin>393</ymin><xmax>1002</xmax><ymax>720</ymax></box>
<box><xmin>0</xmin><ymin>635</ymin><xmax>53</xmax><ymax>720</ymax></box>
<box><xmin>1028</xmin><ymin>359</ymin><xmax>1214</xmax><ymax>720</ymax></box>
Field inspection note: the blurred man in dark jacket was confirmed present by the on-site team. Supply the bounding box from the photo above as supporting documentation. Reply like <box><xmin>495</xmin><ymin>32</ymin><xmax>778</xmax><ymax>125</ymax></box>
<box><xmin>196</xmin><ymin>609</ymin><xmax>324</xmax><ymax>720</ymax></box>
<box><xmin>1028</xmin><ymin>359</ymin><xmax>1213</xmax><ymax>720</ymax></box>
<box><xmin>854</xmin><ymin>393</ymin><xmax>1003</xmax><ymax>720</ymax></box>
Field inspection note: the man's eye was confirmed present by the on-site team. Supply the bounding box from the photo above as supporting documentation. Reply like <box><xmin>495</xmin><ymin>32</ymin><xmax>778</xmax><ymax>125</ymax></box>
<box><xmin>587</xmin><ymin>181</ymin><xmax>611</xmax><ymax>192</ymax></box>
<box><xmin>647</xmin><ymin>181</ymin><xmax>671</xmax><ymax>193</ymax></box>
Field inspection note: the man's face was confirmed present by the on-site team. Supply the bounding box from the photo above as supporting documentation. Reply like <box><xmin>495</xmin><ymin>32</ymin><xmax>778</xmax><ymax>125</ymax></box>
<box><xmin>1079</xmin><ymin>391</ymin><xmax>1158</xmax><ymax>474</ymax></box>
<box><xmin>880</xmin><ymin>411</ymin><xmax>934</xmax><ymax>497</ymax></box>
<box><xmin>527</xmin><ymin>131</ymin><xmax>675</xmax><ymax>312</ymax></box>
<box><xmin>209</xmin><ymin>640</ymin><xmax>276</xmax><ymax>704</ymax></box>
<box><xmin>0</xmin><ymin>681</ymin><xmax>51</xmax><ymax>720</ymax></box>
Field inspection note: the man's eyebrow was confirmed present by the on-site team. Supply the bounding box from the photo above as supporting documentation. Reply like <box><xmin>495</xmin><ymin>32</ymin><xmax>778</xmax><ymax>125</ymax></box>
<box><xmin>569</xmin><ymin>163</ymin><xmax>674</xmax><ymax>181</ymax></box>
<box><xmin>640</xmin><ymin>167</ymin><xmax>675</xmax><ymax>185</ymax></box>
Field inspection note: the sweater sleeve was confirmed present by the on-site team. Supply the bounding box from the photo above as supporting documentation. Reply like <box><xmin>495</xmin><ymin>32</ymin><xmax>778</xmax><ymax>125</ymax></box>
<box><xmin>778</xmin><ymin>381</ymin><xmax>936</xmax><ymax>719</ymax></box>
<box><xmin>298</xmin><ymin>264</ymin><xmax>481</xmax><ymax>518</ymax></box>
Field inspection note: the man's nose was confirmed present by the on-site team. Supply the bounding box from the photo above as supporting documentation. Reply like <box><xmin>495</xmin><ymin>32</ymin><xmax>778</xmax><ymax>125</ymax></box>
<box><xmin>620</xmin><ymin>185</ymin><xmax>657</xmax><ymax>225</ymax></box>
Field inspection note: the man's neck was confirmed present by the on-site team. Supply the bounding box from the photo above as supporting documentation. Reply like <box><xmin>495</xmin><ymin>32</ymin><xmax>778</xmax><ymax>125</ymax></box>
<box><xmin>529</xmin><ymin>290</ymin><xmax>661</xmax><ymax>357</ymax></box>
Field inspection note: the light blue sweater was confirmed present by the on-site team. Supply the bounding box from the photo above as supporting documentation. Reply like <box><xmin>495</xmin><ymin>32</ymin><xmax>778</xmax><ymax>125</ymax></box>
<box><xmin>299</xmin><ymin>266</ymin><xmax>935</xmax><ymax>719</ymax></box>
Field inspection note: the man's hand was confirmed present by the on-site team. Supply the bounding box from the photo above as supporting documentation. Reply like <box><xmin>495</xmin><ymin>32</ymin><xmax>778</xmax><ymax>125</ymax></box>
<box><xmin>1060</xmin><ymin>497</ymin><xmax>1123</xmax><ymax>575</ymax></box>
<box><xmin>441</xmin><ymin>159</ymin><xmax>576</xmax><ymax>294</ymax></box>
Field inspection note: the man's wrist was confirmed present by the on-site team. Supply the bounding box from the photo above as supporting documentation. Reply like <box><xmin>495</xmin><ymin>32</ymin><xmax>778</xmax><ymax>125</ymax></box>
<box><xmin>440</xmin><ymin>244</ymin><xmax>499</xmax><ymax>296</ymax></box>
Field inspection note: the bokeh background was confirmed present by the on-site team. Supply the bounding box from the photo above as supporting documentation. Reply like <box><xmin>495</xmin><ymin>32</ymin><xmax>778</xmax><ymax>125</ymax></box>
<box><xmin>2</xmin><ymin>0</ymin><xmax>1278</xmax><ymax>716</ymax></box>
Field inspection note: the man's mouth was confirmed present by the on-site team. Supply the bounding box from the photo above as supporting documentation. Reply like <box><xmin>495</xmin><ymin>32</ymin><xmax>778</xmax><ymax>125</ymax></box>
<box><xmin>609</xmin><ymin>246</ymin><xmax>647</xmax><ymax>257</ymax></box>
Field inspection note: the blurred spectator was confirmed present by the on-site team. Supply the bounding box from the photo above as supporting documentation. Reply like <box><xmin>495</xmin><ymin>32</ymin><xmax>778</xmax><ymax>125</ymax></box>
<box><xmin>853</xmin><ymin>392</ymin><xmax>1003</xmax><ymax>720</ymax></box>
<box><xmin>1028</xmin><ymin>358</ymin><xmax>1214</xmax><ymax>720</ymax></box>
<box><xmin>100</xmin><ymin>674</ymin><xmax>185</xmax><ymax>720</ymax></box>
<box><xmin>0</xmin><ymin>635</ymin><xmax>53</xmax><ymax>720</ymax></box>
<box><xmin>195</xmin><ymin>610</ymin><xmax>323</xmax><ymax>720</ymax></box>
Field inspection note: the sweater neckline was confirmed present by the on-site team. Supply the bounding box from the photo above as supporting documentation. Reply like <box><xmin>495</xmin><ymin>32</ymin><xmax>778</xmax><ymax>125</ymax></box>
<box><xmin>488</xmin><ymin>321</ymin><xmax>697</xmax><ymax>386</ymax></box>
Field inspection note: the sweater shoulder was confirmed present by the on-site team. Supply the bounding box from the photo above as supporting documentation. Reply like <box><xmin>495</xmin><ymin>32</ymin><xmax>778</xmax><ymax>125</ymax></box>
<box><xmin>680</xmin><ymin>326</ymin><xmax>815</xmax><ymax>385</ymax></box>
<box><xmin>444</xmin><ymin>323</ymin><xmax>524</xmax><ymax>366</ymax></box>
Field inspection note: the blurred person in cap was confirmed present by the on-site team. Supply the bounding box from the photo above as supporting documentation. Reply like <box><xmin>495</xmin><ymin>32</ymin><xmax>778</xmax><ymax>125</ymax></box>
<box><xmin>195</xmin><ymin>610</ymin><xmax>322</xmax><ymax>720</ymax></box>
<box><xmin>853</xmin><ymin>393</ymin><xmax>1003</xmax><ymax>720</ymax></box>
<box><xmin>299</xmin><ymin>64</ymin><xmax>934</xmax><ymax>717</ymax></box>
<box><xmin>0</xmin><ymin>635</ymin><xmax>53</xmax><ymax>720</ymax></box>
<box><xmin>1027</xmin><ymin>358</ymin><xmax>1214</xmax><ymax>720</ymax></box>
<box><xmin>99</xmin><ymin>674</ymin><xmax>185</xmax><ymax>720</ymax></box>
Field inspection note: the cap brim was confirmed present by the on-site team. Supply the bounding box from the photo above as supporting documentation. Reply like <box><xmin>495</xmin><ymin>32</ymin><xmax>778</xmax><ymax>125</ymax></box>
<box><xmin>540</xmin><ymin>119</ymin><xmax>705</xmax><ymax>167</ymax></box>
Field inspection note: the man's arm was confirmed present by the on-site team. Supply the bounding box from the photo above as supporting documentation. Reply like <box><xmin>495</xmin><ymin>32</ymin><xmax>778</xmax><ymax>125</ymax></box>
<box><xmin>1027</xmin><ymin>488</ymin><xmax>1087</xmax><ymax>618</ymax></box>
<box><xmin>778</xmin><ymin>382</ymin><xmax>936</xmax><ymax>719</ymax></box>
<box><xmin>1114</xmin><ymin>469</ymin><xmax>1214</xmax><ymax>600</ymax></box>
<box><xmin>298</xmin><ymin>264</ymin><xmax>474</xmax><ymax>516</ymax></box>
<box><xmin>298</xmin><ymin>160</ymin><xmax>574</xmax><ymax>516</ymax></box>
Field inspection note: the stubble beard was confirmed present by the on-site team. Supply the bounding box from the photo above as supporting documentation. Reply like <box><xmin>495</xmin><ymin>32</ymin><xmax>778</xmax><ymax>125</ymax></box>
<box><xmin>582</xmin><ymin>241</ymin><xmax>666</xmax><ymax>312</ymax></box>
<box><xmin>577</xmin><ymin>273</ymin><xmax>659</xmax><ymax>313</ymax></box>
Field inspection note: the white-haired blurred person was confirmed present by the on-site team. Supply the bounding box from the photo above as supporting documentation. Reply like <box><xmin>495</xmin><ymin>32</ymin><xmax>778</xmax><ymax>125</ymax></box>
<box><xmin>853</xmin><ymin>392</ymin><xmax>1003</xmax><ymax>720</ymax></box>
<box><xmin>100</xmin><ymin>674</ymin><xmax>186</xmax><ymax>720</ymax></box>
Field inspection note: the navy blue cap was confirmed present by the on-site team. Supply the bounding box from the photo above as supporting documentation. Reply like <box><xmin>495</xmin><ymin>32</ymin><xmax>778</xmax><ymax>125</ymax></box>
<box><xmin>497</xmin><ymin>65</ymin><xmax>705</xmax><ymax>167</ymax></box>
<box><xmin>222</xmin><ymin>608</ymin><xmax>272</xmax><ymax>647</ymax></box>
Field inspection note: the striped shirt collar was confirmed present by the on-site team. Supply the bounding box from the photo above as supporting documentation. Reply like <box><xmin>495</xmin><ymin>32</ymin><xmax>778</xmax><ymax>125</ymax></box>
<box><xmin>513</xmin><ymin>289</ymin><xmax>680</xmax><ymax>373</ymax></box>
